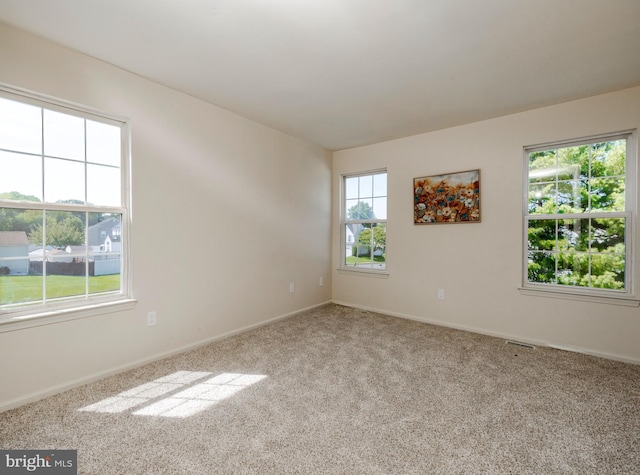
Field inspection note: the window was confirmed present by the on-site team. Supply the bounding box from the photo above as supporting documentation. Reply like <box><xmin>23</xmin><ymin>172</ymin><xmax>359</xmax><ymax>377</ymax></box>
<box><xmin>342</xmin><ymin>170</ymin><xmax>387</xmax><ymax>272</ymax></box>
<box><xmin>0</xmin><ymin>85</ymin><xmax>132</xmax><ymax>325</ymax></box>
<box><xmin>523</xmin><ymin>131</ymin><xmax>637</xmax><ymax>301</ymax></box>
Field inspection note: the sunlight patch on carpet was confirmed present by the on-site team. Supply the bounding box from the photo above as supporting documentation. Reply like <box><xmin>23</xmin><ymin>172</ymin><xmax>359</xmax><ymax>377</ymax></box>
<box><xmin>78</xmin><ymin>371</ymin><xmax>267</xmax><ymax>418</ymax></box>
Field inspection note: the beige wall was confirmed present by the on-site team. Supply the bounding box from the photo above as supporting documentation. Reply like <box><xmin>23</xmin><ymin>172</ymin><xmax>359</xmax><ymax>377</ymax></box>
<box><xmin>333</xmin><ymin>86</ymin><xmax>640</xmax><ymax>363</ymax></box>
<box><xmin>0</xmin><ymin>24</ymin><xmax>332</xmax><ymax>409</ymax></box>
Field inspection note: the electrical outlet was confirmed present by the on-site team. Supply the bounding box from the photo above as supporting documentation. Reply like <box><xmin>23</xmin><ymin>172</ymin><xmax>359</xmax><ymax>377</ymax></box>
<box><xmin>319</xmin><ymin>277</ymin><xmax>324</xmax><ymax>287</ymax></box>
<box><xmin>147</xmin><ymin>311</ymin><xmax>157</xmax><ymax>326</ymax></box>
<box><xmin>289</xmin><ymin>282</ymin><xmax>295</xmax><ymax>293</ymax></box>
<box><xmin>437</xmin><ymin>289</ymin><xmax>445</xmax><ymax>300</ymax></box>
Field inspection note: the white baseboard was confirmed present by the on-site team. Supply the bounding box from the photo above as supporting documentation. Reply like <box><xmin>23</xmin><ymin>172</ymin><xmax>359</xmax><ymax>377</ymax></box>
<box><xmin>331</xmin><ymin>299</ymin><xmax>640</xmax><ymax>365</ymax></box>
<box><xmin>545</xmin><ymin>343</ymin><xmax>640</xmax><ymax>365</ymax></box>
<box><xmin>0</xmin><ymin>300</ymin><xmax>332</xmax><ymax>413</ymax></box>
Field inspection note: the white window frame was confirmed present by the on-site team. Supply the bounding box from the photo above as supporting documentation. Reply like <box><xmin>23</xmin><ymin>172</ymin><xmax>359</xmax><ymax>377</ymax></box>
<box><xmin>340</xmin><ymin>169</ymin><xmax>388</xmax><ymax>275</ymax></box>
<box><xmin>0</xmin><ymin>84</ymin><xmax>135</xmax><ymax>332</ymax></box>
<box><xmin>520</xmin><ymin>130</ymin><xmax>639</xmax><ymax>306</ymax></box>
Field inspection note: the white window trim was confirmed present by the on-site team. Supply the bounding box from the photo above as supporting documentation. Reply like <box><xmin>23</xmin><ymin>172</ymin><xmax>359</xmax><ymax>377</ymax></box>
<box><xmin>520</xmin><ymin>130</ymin><xmax>639</xmax><ymax>306</ymax></box>
<box><xmin>340</xmin><ymin>168</ymin><xmax>389</xmax><ymax>275</ymax></box>
<box><xmin>0</xmin><ymin>83</ymin><xmax>136</xmax><ymax>330</ymax></box>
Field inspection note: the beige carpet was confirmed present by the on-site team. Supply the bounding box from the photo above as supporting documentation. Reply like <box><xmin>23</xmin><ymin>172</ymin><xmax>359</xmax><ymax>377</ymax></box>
<box><xmin>1</xmin><ymin>304</ymin><xmax>639</xmax><ymax>474</ymax></box>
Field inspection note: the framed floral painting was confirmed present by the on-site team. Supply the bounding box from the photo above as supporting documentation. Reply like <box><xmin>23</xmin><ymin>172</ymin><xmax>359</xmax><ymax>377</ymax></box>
<box><xmin>414</xmin><ymin>169</ymin><xmax>480</xmax><ymax>224</ymax></box>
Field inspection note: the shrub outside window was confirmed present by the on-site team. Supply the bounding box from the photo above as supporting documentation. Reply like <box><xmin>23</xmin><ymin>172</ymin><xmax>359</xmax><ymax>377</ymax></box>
<box><xmin>342</xmin><ymin>170</ymin><xmax>387</xmax><ymax>272</ymax></box>
<box><xmin>523</xmin><ymin>131</ymin><xmax>636</xmax><ymax>300</ymax></box>
<box><xmin>0</xmin><ymin>85</ymin><xmax>131</xmax><ymax>324</ymax></box>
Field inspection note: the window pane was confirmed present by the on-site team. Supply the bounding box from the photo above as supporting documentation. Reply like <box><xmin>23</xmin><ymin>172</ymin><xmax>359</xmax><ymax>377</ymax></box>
<box><xmin>373</xmin><ymin>173</ymin><xmax>387</xmax><ymax>197</ymax></box>
<box><xmin>346</xmin><ymin>199</ymin><xmax>373</xmax><ymax>220</ymax></box>
<box><xmin>358</xmin><ymin>175</ymin><xmax>373</xmax><ymax>198</ymax></box>
<box><xmin>344</xmin><ymin>224</ymin><xmax>358</xmax><ymax>265</ymax></box>
<box><xmin>43</xmin><ymin>211</ymin><xmax>87</xmax><ymax>300</ymax></box>
<box><xmin>87</xmin><ymin>164</ymin><xmax>121</xmax><ymax>206</ymax></box>
<box><xmin>559</xmin><ymin>219</ymin><xmax>589</xmax><ymax>252</ymax></box>
<box><xmin>557</xmin><ymin>252</ymin><xmax>589</xmax><ymax>287</ymax></box>
<box><xmin>345</xmin><ymin>177</ymin><xmax>358</xmax><ymax>200</ymax></box>
<box><xmin>590</xmin><ymin>177</ymin><xmax>624</xmax><ymax>211</ymax></box>
<box><xmin>346</xmin><ymin>222</ymin><xmax>371</xmax><ymax>266</ymax></box>
<box><xmin>345</xmin><ymin>199</ymin><xmax>358</xmax><ymax>219</ymax></box>
<box><xmin>0</xmin><ymin>226</ymin><xmax>32</xmax><ymax>275</ymax></box>
<box><xmin>372</xmin><ymin>197</ymin><xmax>387</xmax><ymax>220</ymax></box>
<box><xmin>43</xmin><ymin>109</ymin><xmax>85</xmax><ymax>161</ymax></box>
<box><xmin>370</xmin><ymin>222</ymin><xmax>386</xmax><ymax>267</ymax></box>
<box><xmin>0</xmin><ymin>272</ymin><xmax>43</xmax><ymax>305</ymax></box>
<box><xmin>44</xmin><ymin>157</ymin><xmax>85</xmax><ymax>203</ymax></box>
<box><xmin>40</xmin><ymin>210</ymin><xmax>86</xmax><ymax>249</ymax></box>
<box><xmin>45</xmin><ymin>273</ymin><xmax>86</xmax><ymax>300</ymax></box>
<box><xmin>556</xmin><ymin>145</ymin><xmax>587</xmax><ymax>180</ymax></box>
<box><xmin>528</xmin><ymin>183</ymin><xmax>555</xmax><ymax>214</ymax></box>
<box><xmin>356</xmin><ymin>223</ymin><xmax>373</xmax><ymax>263</ymax></box>
<box><xmin>0</xmin><ymin>208</ymin><xmax>42</xmax><ymax>243</ymax></box>
<box><xmin>88</xmin><ymin>213</ymin><xmax>121</xmax><ymax>295</ymax></box>
<box><xmin>0</xmin><ymin>150</ymin><xmax>43</xmax><ymax>201</ymax></box>
<box><xmin>557</xmin><ymin>180</ymin><xmax>587</xmax><ymax>213</ymax></box>
<box><xmin>0</xmin><ymin>208</ymin><xmax>43</xmax><ymax>305</ymax></box>
<box><xmin>590</xmin><ymin>140</ymin><xmax>625</xmax><ymax>178</ymax></box>
<box><xmin>0</xmin><ymin>97</ymin><xmax>42</xmax><ymax>154</ymax></box>
<box><xmin>87</xmin><ymin>120</ymin><xmax>121</xmax><ymax>167</ymax></box>
<box><xmin>528</xmin><ymin>219</ymin><xmax>556</xmax><ymax>251</ymax></box>
<box><xmin>591</xmin><ymin>218</ymin><xmax>625</xmax><ymax>253</ymax></box>
<box><xmin>528</xmin><ymin>150</ymin><xmax>557</xmax><ymax>183</ymax></box>
<box><xmin>527</xmin><ymin>251</ymin><xmax>556</xmax><ymax>284</ymax></box>
<box><xmin>590</xmin><ymin>252</ymin><xmax>625</xmax><ymax>289</ymax></box>
<box><xmin>344</xmin><ymin>223</ymin><xmax>385</xmax><ymax>270</ymax></box>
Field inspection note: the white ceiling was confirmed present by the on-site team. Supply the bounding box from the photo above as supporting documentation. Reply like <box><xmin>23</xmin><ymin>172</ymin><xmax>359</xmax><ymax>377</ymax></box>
<box><xmin>1</xmin><ymin>0</ymin><xmax>640</xmax><ymax>151</ymax></box>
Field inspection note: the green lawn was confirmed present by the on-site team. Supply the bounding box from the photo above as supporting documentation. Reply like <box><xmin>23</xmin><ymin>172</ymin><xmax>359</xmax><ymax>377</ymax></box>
<box><xmin>0</xmin><ymin>274</ymin><xmax>120</xmax><ymax>305</ymax></box>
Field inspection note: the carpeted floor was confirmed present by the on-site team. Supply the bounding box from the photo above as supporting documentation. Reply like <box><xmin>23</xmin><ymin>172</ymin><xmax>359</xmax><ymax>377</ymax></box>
<box><xmin>1</xmin><ymin>304</ymin><xmax>639</xmax><ymax>474</ymax></box>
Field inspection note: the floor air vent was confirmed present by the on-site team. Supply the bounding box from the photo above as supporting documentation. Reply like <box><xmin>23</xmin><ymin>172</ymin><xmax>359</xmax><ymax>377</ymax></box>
<box><xmin>505</xmin><ymin>340</ymin><xmax>536</xmax><ymax>349</ymax></box>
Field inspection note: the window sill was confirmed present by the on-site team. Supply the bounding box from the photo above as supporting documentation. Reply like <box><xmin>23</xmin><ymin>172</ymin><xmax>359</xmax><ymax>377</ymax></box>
<box><xmin>338</xmin><ymin>268</ymin><xmax>389</xmax><ymax>279</ymax></box>
<box><xmin>518</xmin><ymin>287</ymin><xmax>639</xmax><ymax>307</ymax></box>
<box><xmin>0</xmin><ymin>298</ymin><xmax>137</xmax><ymax>333</ymax></box>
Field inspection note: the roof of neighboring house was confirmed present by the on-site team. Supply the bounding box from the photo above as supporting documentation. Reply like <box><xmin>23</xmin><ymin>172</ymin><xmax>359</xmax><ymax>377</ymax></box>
<box><xmin>0</xmin><ymin>231</ymin><xmax>30</xmax><ymax>246</ymax></box>
<box><xmin>66</xmin><ymin>245</ymin><xmax>93</xmax><ymax>254</ymax></box>
<box><xmin>88</xmin><ymin>218</ymin><xmax>121</xmax><ymax>246</ymax></box>
<box><xmin>28</xmin><ymin>245</ymin><xmax>55</xmax><ymax>252</ymax></box>
<box><xmin>29</xmin><ymin>248</ymin><xmax>64</xmax><ymax>257</ymax></box>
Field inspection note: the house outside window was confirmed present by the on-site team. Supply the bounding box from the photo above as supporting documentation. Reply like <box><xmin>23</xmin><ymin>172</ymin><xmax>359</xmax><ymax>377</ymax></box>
<box><xmin>0</xmin><ymin>85</ymin><xmax>132</xmax><ymax>326</ymax></box>
<box><xmin>342</xmin><ymin>170</ymin><xmax>387</xmax><ymax>272</ymax></box>
<box><xmin>523</xmin><ymin>131</ymin><xmax>637</xmax><ymax>303</ymax></box>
